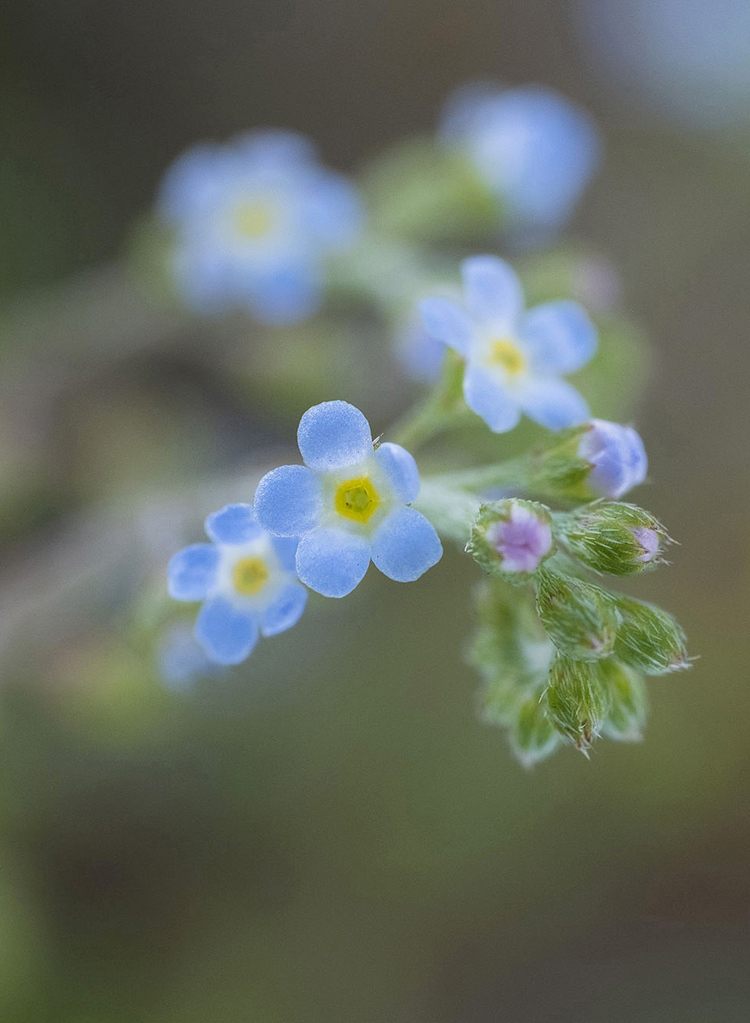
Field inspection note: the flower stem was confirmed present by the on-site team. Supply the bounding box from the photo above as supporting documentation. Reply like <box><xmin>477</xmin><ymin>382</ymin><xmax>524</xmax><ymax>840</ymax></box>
<box><xmin>389</xmin><ymin>350</ymin><xmax>468</xmax><ymax>451</ymax></box>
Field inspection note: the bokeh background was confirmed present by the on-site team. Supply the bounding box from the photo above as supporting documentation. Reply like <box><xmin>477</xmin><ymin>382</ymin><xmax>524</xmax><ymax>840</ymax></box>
<box><xmin>3</xmin><ymin>1</ymin><xmax>750</xmax><ymax>1020</ymax></box>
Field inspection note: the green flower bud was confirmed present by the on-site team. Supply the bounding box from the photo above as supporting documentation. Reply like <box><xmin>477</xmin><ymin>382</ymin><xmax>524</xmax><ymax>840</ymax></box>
<box><xmin>556</xmin><ymin>502</ymin><xmax>671</xmax><ymax>576</ymax></box>
<box><xmin>534</xmin><ymin>568</ymin><xmax>618</xmax><ymax>661</ymax></box>
<box><xmin>609</xmin><ymin>594</ymin><xmax>690</xmax><ymax>675</ymax></box>
<box><xmin>508</xmin><ymin>695</ymin><xmax>561</xmax><ymax>768</ymax></box>
<box><xmin>467</xmin><ymin>499</ymin><xmax>555</xmax><ymax>584</ymax></box>
<box><xmin>543</xmin><ymin>654</ymin><xmax>611</xmax><ymax>750</ymax></box>
<box><xmin>597</xmin><ymin>660</ymin><xmax>649</xmax><ymax>743</ymax></box>
<box><xmin>468</xmin><ymin>581</ymin><xmax>553</xmax><ymax>726</ymax></box>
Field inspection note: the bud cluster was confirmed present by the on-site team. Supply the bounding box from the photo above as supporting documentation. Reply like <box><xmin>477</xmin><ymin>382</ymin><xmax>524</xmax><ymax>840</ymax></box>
<box><xmin>465</xmin><ymin>486</ymin><xmax>689</xmax><ymax>764</ymax></box>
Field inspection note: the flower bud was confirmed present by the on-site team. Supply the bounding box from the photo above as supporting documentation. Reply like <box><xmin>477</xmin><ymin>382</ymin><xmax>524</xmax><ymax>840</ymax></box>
<box><xmin>609</xmin><ymin>594</ymin><xmax>690</xmax><ymax>675</ymax></box>
<box><xmin>467</xmin><ymin>499</ymin><xmax>555</xmax><ymax>583</ymax></box>
<box><xmin>556</xmin><ymin>502</ymin><xmax>671</xmax><ymax>576</ymax></box>
<box><xmin>597</xmin><ymin>660</ymin><xmax>648</xmax><ymax>743</ymax></box>
<box><xmin>469</xmin><ymin>580</ymin><xmax>553</xmax><ymax>725</ymax></box>
<box><xmin>577</xmin><ymin>419</ymin><xmax>647</xmax><ymax>499</ymax></box>
<box><xmin>543</xmin><ymin>653</ymin><xmax>611</xmax><ymax>750</ymax></box>
<box><xmin>524</xmin><ymin>420</ymin><xmax>647</xmax><ymax>503</ymax></box>
<box><xmin>534</xmin><ymin>568</ymin><xmax>617</xmax><ymax>660</ymax></box>
<box><xmin>509</xmin><ymin>695</ymin><xmax>561</xmax><ymax>768</ymax></box>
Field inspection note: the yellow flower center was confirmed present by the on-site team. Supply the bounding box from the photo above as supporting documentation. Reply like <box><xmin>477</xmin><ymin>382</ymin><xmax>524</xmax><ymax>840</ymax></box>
<box><xmin>230</xmin><ymin>199</ymin><xmax>274</xmax><ymax>239</ymax></box>
<box><xmin>334</xmin><ymin>476</ymin><xmax>380</xmax><ymax>523</ymax></box>
<box><xmin>489</xmin><ymin>338</ymin><xmax>526</xmax><ymax>376</ymax></box>
<box><xmin>232</xmin><ymin>556</ymin><xmax>269</xmax><ymax>595</ymax></box>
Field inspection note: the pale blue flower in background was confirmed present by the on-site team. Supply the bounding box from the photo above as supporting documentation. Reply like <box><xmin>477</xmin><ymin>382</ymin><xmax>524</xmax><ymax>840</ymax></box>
<box><xmin>157</xmin><ymin>130</ymin><xmax>363</xmax><ymax>324</ymax></box>
<box><xmin>578</xmin><ymin>419</ymin><xmax>648</xmax><ymax>498</ymax></box>
<box><xmin>254</xmin><ymin>401</ymin><xmax>442</xmax><ymax>598</ymax></box>
<box><xmin>158</xmin><ymin>622</ymin><xmax>224</xmax><ymax>691</ymax></box>
<box><xmin>419</xmin><ymin>255</ymin><xmax>597</xmax><ymax>433</ymax></box>
<box><xmin>168</xmin><ymin>503</ymin><xmax>308</xmax><ymax>665</ymax></box>
<box><xmin>440</xmin><ymin>83</ymin><xmax>602</xmax><ymax>236</ymax></box>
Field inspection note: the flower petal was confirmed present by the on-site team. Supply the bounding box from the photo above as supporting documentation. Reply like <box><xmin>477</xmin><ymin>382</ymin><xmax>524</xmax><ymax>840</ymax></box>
<box><xmin>168</xmin><ymin>544</ymin><xmax>220</xmax><ymax>601</ymax></box>
<box><xmin>463</xmin><ymin>365</ymin><xmax>522</xmax><ymax>433</ymax></box>
<box><xmin>261</xmin><ymin>581</ymin><xmax>309</xmax><ymax>637</ymax></box>
<box><xmin>519</xmin><ymin>300</ymin><xmax>598</xmax><ymax>374</ymax></box>
<box><xmin>371</xmin><ymin>507</ymin><xmax>443</xmax><ymax>583</ymax></box>
<box><xmin>194</xmin><ymin>597</ymin><xmax>259</xmax><ymax>665</ymax></box>
<box><xmin>302</xmin><ymin>172</ymin><xmax>363</xmax><ymax>249</ymax></box>
<box><xmin>374</xmin><ymin>442</ymin><xmax>420</xmax><ymax>503</ymax></box>
<box><xmin>205</xmin><ymin>503</ymin><xmax>263</xmax><ymax>545</ymax></box>
<box><xmin>254</xmin><ymin>464</ymin><xmax>323</xmax><ymax>537</ymax></box>
<box><xmin>297</xmin><ymin>401</ymin><xmax>373</xmax><ymax>472</ymax></box>
<box><xmin>418</xmin><ymin>297</ymin><xmax>474</xmax><ymax>356</ymax></box>
<box><xmin>295</xmin><ymin>528</ymin><xmax>370</xmax><ymax>598</ymax></box>
<box><xmin>517</xmin><ymin>377</ymin><xmax>589</xmax><ymax>431</ymax></box>
<box><xmin>579</xmin><ymin>420</ymin><xmax>648</xmax><ymax>498</ymax></box>
<box><xmin>461</xmin><ymin>255</ymin><xmax>524</xmax><ymax>328</ymax></box>
<box><xmin>243</xmin><ymin>261</ymin><xmax>322</xmax><ymax>326</ymax></box>
<box><xmin>271</xmin><ymin>535</ymin><xmax>300</xmax><ymax>572</ymax></box>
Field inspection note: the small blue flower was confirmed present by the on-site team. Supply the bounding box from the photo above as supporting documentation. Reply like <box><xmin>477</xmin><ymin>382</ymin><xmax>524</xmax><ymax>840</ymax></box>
<box><xmin>440</xmin><ymin>83</ymin><xmax>602</xmax><ymax>235</ymax></box>
<box><xmin>419</xmin><ymin>255</ymin><xmax>597</xmax><ymax>433</ymax></box>
<box><xmin>578</xmin><ymin>419</ymin><xmax>648</xmax><ymax>498</ymax></box>
<box><xmin>254</xmin><ymin>401</ymin><xmax>443</xmax><ymax>598</ymax></box>
<box><xmin>167</xmin><ymin>503</ymin><xmax>308</xmax><ymax>665</ymax></box>
<box><xmin>158</xmin><ymin>623</ymin><xmax>223</xmax><ymax>691</ymax></box>
<box><xmin>157</xmin><ymin>130</ymin><xmax>363</xmax><ymax>325</ymax></box>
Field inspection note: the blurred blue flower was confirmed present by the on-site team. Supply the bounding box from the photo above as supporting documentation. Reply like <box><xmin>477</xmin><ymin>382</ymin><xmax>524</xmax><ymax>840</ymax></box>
<box><xmin>419</xmin><ymin>255</ymin><xmax>597</xmax><ymax>433</ymax></box>
<box><xmin>167</xmin><ymin>503</ymin><xmax>308</xmax><ymax>665</ymax></box>
<box><xmin>254</xmin><ymin>401</ymin><xmax>443</xmax><ymax>598</ymax></box>
<box><xmin>440</xmin><ymin>83</ymin><xmax>602</xmax><ymax>236</ymax></box>
<box><xmin>157</xmin><ymin>130</ymin><xmax>363</xmax><ymax>324</ymax></box>
<box><xmin>157</xmin><ymin>622</ymin><xmax>223</xmax><ymax>691</ymax></box>
<box><xmin>578</xmin><ymin>419</ymin><xmax>648</xmax><ymax>498</ymax></box>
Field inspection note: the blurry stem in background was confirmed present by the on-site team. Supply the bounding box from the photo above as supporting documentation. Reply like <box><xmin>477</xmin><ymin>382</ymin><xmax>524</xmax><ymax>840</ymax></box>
<box><xmin>389</xmin><ymin>350</ymin><xmax>470</xmax><ymax>450</ymax></box>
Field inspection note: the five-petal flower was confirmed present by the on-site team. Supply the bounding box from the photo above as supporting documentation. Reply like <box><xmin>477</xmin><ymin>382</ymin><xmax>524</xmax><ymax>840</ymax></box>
<box><xmin>419</xmin><ymin>254</ymin><xmax>597</xmax><ymax>433</ymax></box>
<box><xmin>254</xmin><ymin>401</ymin><xmax>443</xmax><ymax>598</ymax></box>
<box><xmin>157</xmin><ymin>129</ymin><xmax>363</xmax><ymax>325</ymax></box>
<box><xmin>167</xmin><ymin>503</ymin><xmax>308</xmax><ymax>665</ymax></box>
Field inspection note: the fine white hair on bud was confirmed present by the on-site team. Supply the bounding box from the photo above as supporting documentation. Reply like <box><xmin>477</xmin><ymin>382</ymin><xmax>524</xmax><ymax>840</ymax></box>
<box><xmin>534</xmin><ymin>567</ymin><xmax>618</xmax><ymax>661</ymax></box>
<box><xmin>555</xmin><ymin>502</ymin><xmax>672</xmax><ymax>576</ymax></box>
<box><xmin>543</xmin><ymin>653</ymin><xmax>611</xmax><ymax>751</ymax></box>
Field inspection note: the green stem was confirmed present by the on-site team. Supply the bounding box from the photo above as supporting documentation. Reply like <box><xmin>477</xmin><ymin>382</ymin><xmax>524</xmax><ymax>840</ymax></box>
<box><xmin>425</xmin><ymin>454</ymin><xmax>534</xmax><ymax>495</ymax></box>
<box><xmin>412</xmin><ymin>482</ymin><xmax>481</xmax><ymax>544</ymax></box>
<box><xmin>389</xmin><ymin>350</ymin><xmax>469</xmax><ymax>451</ymax></box>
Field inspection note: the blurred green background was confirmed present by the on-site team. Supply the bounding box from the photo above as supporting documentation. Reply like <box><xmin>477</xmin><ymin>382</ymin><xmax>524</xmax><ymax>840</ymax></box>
<box><xmin>3</xmin><ymin>1</ymin><xmax>750</xmax><ymax>1020</ymax></box>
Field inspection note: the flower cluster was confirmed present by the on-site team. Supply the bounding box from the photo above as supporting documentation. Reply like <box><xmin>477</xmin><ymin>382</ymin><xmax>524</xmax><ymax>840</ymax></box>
<box><xmin>157</xmin><ymin>83</ymin><xmax>689</xmax><ymax>767</ymax></box>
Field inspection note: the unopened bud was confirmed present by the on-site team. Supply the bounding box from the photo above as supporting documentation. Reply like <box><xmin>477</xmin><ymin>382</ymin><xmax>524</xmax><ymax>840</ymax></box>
<box><xmin>609</xmin><ymin>594</ymin><xmax>690</xmax><ymax>675</ymax></box>
<box><xmin>543</xmin><ymin>654</ymin><xmax>610</xmax><ymax>751</ymax></box>
<box><xmin>597</xmin><ymin>660</ymin><xmax>648</xmax><ymax>743</ymax></box>
<box><xmin>509</xmin><ymin>695</ymin><xmax>561</xmax><ymax>768</ymax></box>
<box><xmin>556</xmin><ymin>502</ymin><xmax>671</xmax><ymax>576</ymax></box>
<box><xmin>467</xmin><ymin>499</ymin><xmax>554</xmax><ymax>583</ymax></box>
<box><xmin>535</xmin><ymin>568</ymin><xmax>617</xmax><ymax>660</ymax></box>
<box><xmin>577</xmin><ymin>419</ymin><xmax>648</xmax><ymax>499</ymax></box>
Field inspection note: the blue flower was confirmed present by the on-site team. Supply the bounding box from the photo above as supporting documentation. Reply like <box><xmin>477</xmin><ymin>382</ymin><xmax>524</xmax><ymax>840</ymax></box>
<box><xmin>440</xmin><ymin>83</ymin><xmax>602</xmax><ymax>235</ymax></box>
<box><xmin>419</xmin><ymin>255</ymin><xmax>597</xmax><ymax>433</ymax></box>
<box><xmin>157</xmin><ymin>130</ymin><xmax>363</xmax><ymax>325</ymax></box>
<box><xmin>158</xmin><ymin>623</ymin><xmax>223</xmax><ymax>691</ymax></box>
<box><xmin>254</xmin><ymin>401</ymin><xmax>443</xmax><ymax>598</ymax></box>
<box><xmin>578</xmin><ymin>419</ymin><xmax>648</xmax><ymax>498</ymax></box>
<box><xmin>167</xmin><ymin>503</ymin><xmax>308</xmax><ymax>665</ymax></box>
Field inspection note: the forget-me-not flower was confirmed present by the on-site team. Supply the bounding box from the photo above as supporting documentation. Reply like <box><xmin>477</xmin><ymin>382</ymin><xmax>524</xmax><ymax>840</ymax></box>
<box><xmin>167</xmin><ymin>503</ymin><xmax>308</xmax><ymax>665</ymax></box>
<box><xmin>419</xmin><ymin>255</ymin><xmax>597</xmax><ymax>433</ymax></box>
<box><xmin>158</xmin><ymin>130</ymin><xmax>363</xmax><ymax>325</ymax></box>
<box><xmin>440</xmin><ymin>83</ymin><xmax>602</xmax><ymax>235</ymax></box>
<box><xmin>254</xmin><ymin>401</ymin><xmax>443</xmax><ymax>598</ymax></box>
<box><xmin>578</xmin><ymin>419</ymin><xmax>648</xmax><ymax>498</ymax></box>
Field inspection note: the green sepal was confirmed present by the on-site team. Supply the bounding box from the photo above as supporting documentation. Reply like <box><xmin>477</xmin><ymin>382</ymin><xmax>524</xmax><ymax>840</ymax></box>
<box><xmin>555</xmin><ymin>502</ymin><xmax>671</xmax><ymax>576</ymax></box>
<box><xmin>534</xmin><ymin>567</ymin><xmax>618</xmax><ymax>660</ymax></box>
<box><xmin>543</xmin><ymin>653</ymin><xmax>611</xmax><ymax>751</ymax></box>
<box><xmin>607</xmin><ymin>594</ymin><xmax>690</xmax><ymax>675</ymax></box>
